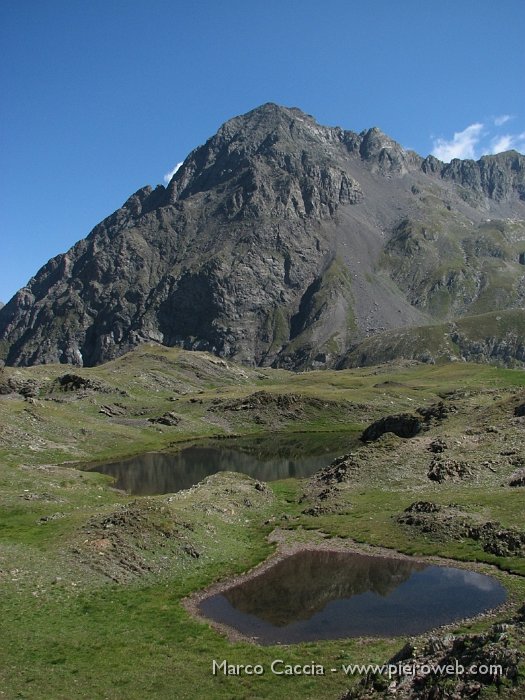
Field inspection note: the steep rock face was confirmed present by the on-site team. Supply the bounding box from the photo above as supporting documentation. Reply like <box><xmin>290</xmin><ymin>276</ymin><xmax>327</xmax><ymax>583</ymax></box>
<box><xmin>440</xmin><ymin>151</ymin><xmax>525</xmax><ymax>202</ymax></box>
<box><xmin>1</xmin><ymin>103</ymin><xmax>525</xmax><ymax>368</ymax></box>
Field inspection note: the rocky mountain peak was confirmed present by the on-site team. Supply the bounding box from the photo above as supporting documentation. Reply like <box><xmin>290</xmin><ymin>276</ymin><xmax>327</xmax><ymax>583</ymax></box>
<box><xmin>166</xmin><ymin>103</ymin><xmax>362</xmax><ymax>221</ymax></box>
<box><xmin>1</xmin><ymin>104</ymin><xmax>524</xmax><ymax>369</ymax></box>
<box><xmin>357</xmin><ymin>126</ymin><xmax>414</xmax><ymax>173</ymax></box>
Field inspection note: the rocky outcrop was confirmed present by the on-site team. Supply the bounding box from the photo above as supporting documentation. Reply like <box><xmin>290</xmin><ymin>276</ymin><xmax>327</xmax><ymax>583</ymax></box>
<box><xmin>428</xmin><ymin>438</ymin><xmax>447</xmax><ymax>453</ymax></box>
<box><xmin>514</xmin><ymin>402</ymin><xmax>525</xmax><ymax>417</ymax></box>
<box><xmin>509</xmin><ymin>468</ymin><xmax>525</xmax><ymax>487</ymax></box>
<box><xmin>2</xmin><ymin>103</ymin><xmax>525</xmax><ymax>369</ymax></box>
<box><xmin>361</xmin><ymin>414</ymin><xmax>423</xmax><ymax>441</ymax></box>
<box><xmin>439</xmin><ymin>150</ymin><xmax>525</xmax><ymax>202</ymax></box>
<box><xmin>343</xmin><ymin>610</ymin><xmax>523</xmax><ymax>699</ymax></box>
<box><xmin>55</xmin><ymin>373</ymin><xmax>111</xmax><ymax>393</ymax></box>
<box><xmin>148</xmin><ymin>411</ymin><xmax>181</xmax><ymax>426</ymax></box>
<box><xmin>0</xmin><ymin>375</ymin><xmax>41</xmax><ymax>398</ymax></box>
<box><xmin>398</xmin><ymin>504</ymin><xmax>525</xmax><ymax>557</ymax></box>
<box><xmin>427</xmin><ymin>456</ymin><xmax>472</xmax><ymax>482</ymax></box>
<box><xmin>417</xmin><ymin>401</ymin><xmax>456</xmax><ymax>422</ymax></box>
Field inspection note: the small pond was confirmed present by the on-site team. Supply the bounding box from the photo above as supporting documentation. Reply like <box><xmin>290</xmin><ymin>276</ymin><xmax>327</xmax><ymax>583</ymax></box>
<box><xmin>84</xmin><ymin>431</ymin><xmax>358</xmax><ymax>495</ymax></box>
<box><xmin>197</xmin><ymin>550</ymin><xmax>507</xmax><ymax>644</ymax></box>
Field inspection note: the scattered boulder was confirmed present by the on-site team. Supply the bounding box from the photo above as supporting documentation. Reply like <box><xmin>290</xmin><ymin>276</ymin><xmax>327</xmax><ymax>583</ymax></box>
<box><xmin>403</xmin><ymin>501</ymin><xmax>441</xmax><ymax>514</ymax></box>
<box><xmin>314</xmin><ymin>454</ymin><xmax>360</xmax><ymax>485</ymax></box>
<box><xmin>427</xmin><ymin>456</ymin><xmax>472</xmax><ymax>482</ymax></box>
<box><xmin>182</xmin><ymin>543</ymin><xmax>200</xmax><ymax>558</ymax></box>
<box><xmin>514</xmin><ymin>402</ymin><xmax>525</xmax><ymax>417</ymax></box>
<box><xmin>417</xmin><ymin>401</ymin><xmax>457</xmax><ymax>422</ymax></box>
<box><xmin>148</xmin><ymin>411</ymin><xmax>181</xmax><ymax>426</ymax></box>
<box><xmin>428</xmin><ymin>437</ymin><xmax>447</xmax><ymax>453</ymax></box>
<box><xmin>298</xmin><ymin>454</ymin><xmax>359</xmax><ymax>514</ymax></box>
<box><xmin>99</xmin><ymin>404</ymin><xmax>126</xmax><ymax>417</ymax></box>
<box><xmin>509</xmin><ymin>468</ymin><xmax>525</xmax><ymax>487</ymax></box>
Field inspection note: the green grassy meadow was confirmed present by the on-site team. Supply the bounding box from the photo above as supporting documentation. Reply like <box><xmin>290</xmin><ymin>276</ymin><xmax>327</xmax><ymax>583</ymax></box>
<box><xmin>1</xmin><ymin>345</ymin><xmax>524</xmax><ymax>699</ymax></box>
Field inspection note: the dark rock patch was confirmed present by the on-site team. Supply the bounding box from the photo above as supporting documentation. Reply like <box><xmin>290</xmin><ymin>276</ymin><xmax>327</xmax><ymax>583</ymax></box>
<box><xmin>468</xmin><ymin>522</ymin><xmax>525</xmax><ymax>557</ymax></box>
<box><xmin>509</xmin><ymin>468</ymin><xmax>525</xmax><ymax>487</ymax></box>
<box><xmin>99</xmin><ymin>404</ymin><xmax>126</xmax><ymax>417</ymax></box>
<box><xmin>514</xmin><ymin>402</ymin><xmax>525</xmax><ymax>417</ymax></box>
<box><xmin>37</xmin><ymin>512</ymin><xmax>65</xmax><ymax>524</ymax></box>
<box><xmin>301</xmin><ymin>504</ymin><xmax>350</xmax><ymax>517</ymax></box>
<box><xmin>417</xmin><ymin>400</ymin><xmax>457</xmax><ymax>422</ymax></box>
<box><xmin>182</xmin><ymin>544</ymin><xmax>200</xmax><ymax>558</ymax></box>
<box><xmin>428</xmin><ymin>437</ymin><xmax>447</xmax><ymax>453</ymax></box>
<box><xmin>148</xmin><ymin>411</ymin><xmax>181</xmax><ymax>426</ymax></box>
<box><xmin>298</xmin><ymin>453</ymin><xmax>360</xmax><ymax>514</ymax></box>
<box><xmin>361</xmin><ymin>401</ymin><xmax>457</xmax><ymax>442</ymax></box>
<box><xmin>0</xmin><ymin>376</ymin><xmax>41</xmax><ymax>398</ymax></box>
<box><xmin>56</xmin><ymin>373</ymin><xmax>111</xmax><ymax>393</ymax></box>
<box><xmin>361</xmin><ymin>413</ymin><xmax>423</xmax><ymax>442</ymax></box>
<box><xmin>509</xmin><ymin>454</ymin><xmax>525</xmax><ymax>468</ymax></box>
<box><xmin>313</xmin><ymin>454</ymin><xmax>360</xmax><ymax>485</ymax></box>
<box><xmin>403</xmin><ymin>501</ymin><xmax>441</xmax><ymax>514</ymax></box>
<box><xmin>209</xmin><ymin>391</ymin><xmax>349</xmax><ymax>427</ymax></box>
<box><xmin>20</xmin><ymin>492</ymin><xmax>63</xmax><ymax>502</ymax></box>
<box><xmin>427</xmin><ymin>456</ymin><xmax>472</xmax><ymax>482</ymax></box>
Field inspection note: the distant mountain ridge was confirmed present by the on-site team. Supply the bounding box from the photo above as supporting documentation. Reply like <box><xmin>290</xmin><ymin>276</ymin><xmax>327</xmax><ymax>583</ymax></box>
<box><xmin>1</xmin><ymin>103</ymin><xmax>524</xmax><ymax>368</ymax></box>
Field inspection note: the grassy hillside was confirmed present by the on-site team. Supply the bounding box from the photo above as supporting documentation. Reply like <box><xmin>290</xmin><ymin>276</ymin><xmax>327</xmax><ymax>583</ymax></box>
<box><xmin>341</xmin><ymin>308</ymin><xmax>525</xmax><ymax>368</ymax></box>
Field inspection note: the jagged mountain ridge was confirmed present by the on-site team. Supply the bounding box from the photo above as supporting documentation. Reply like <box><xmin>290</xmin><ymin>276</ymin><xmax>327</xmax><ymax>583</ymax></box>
<box><xmin>1</xmin><ymin>103</ymin><xmax>525</xmax><ymax>368</ymax></box>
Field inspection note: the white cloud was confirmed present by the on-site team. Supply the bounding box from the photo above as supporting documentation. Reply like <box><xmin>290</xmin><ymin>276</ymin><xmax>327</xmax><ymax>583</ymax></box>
<box><xmin>490</xmin><ymin>131</ymin><xmax>525</xmax><ymax>154</ymax></box>
<box><xmin>494</xmin><ymin>114</ymin><xmax>512</xmax><ymax>127</ymax></box>
<box><xmin>491</xmin><ymin>134</ymin><xmax>514</xmax><ymax>152</ymax></box>
<box><xmin>431</xmin><ymin>119</ymin><xmax>525</xmax><ymax>161</ymax></box>
<box><xmin>163</xmin><ymin>161</ymin><xmax>183</xmax><ymax>184</ymax></box>
<box><xmin>431</xmin><ymin>123</ymin><xmax>484</xmax><ymax>162</ymax></box>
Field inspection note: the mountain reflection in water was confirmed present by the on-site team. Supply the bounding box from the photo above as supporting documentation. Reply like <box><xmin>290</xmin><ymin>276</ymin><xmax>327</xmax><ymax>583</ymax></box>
<box><xmin>84</xmin><ymin>431</ymin><xmax>357</xmax><ymax>495</ymax></box>
<box><xmin>223</xmin><ymin>550</ymin><xmax>421</xmax><ymax>625</ymax></box>
<box><xmin>198</xmin><ymin>550</ymin><xmax>507</xmax><ymax>644</ymax></box>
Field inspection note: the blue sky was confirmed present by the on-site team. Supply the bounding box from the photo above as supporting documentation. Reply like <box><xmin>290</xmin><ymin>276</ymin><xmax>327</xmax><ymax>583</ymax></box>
<box><xmin>1</xmin><ymin>0</ymin><xmax>524</xmax><ymax>303</ymax></box>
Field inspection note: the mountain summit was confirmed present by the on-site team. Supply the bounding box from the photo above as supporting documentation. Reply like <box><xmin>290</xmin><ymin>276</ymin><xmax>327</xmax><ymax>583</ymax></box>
<box><xmin>1</xmin><ymin>104</ymin><xmax>525</xmax><ymax>368</ymax></box>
